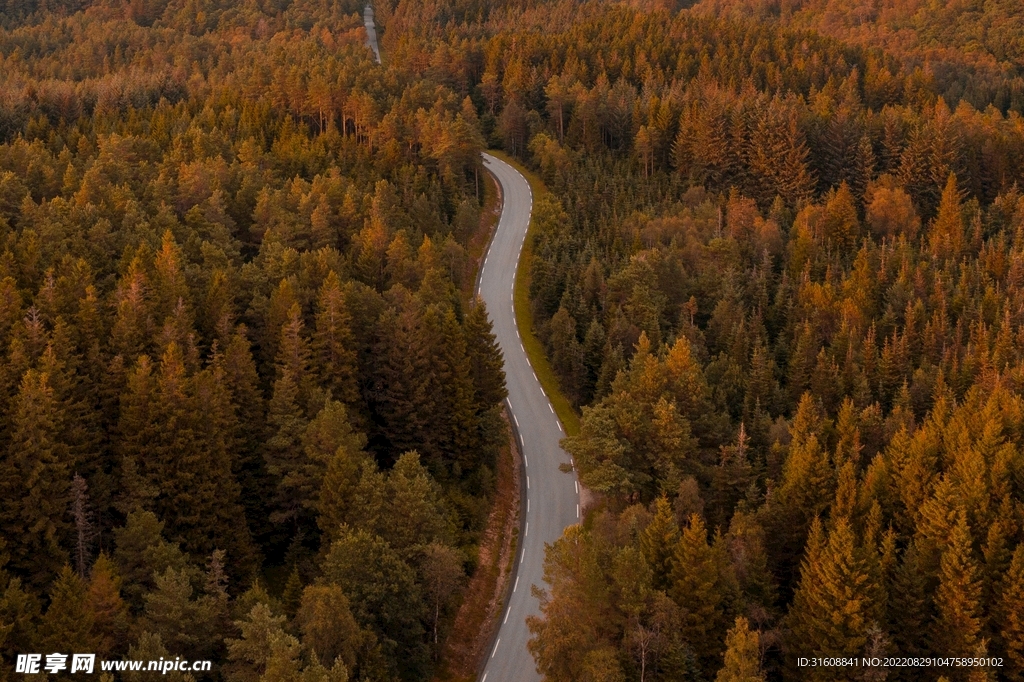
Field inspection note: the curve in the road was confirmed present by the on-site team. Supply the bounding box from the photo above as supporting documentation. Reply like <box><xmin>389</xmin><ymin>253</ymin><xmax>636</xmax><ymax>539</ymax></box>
<box><xmin>477</xmin><ymin>153</ymin><xmax>580</xmax><ymax>682</ymax></box>
<box><xmin>363</xmin><ymin>4</ymin><xmax>381</xmax><ymax>64</ymax></box>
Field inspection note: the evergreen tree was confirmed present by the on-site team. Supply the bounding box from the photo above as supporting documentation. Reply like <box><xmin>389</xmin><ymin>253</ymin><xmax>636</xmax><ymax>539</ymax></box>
<box><xmin>786</xmin><ymin>517</ymin><xmax>879</xmax><ymax>680</ymax></box>
<box><xmin>669</xmin><ymin>514</ymin><xmax>733</xmax><ymax>676</ymax></box>
<box><xmin>463</xmin><ymin>299</ymin><xmax>507</xmax><ymax>411</ymax></box>
<box><xmin>38</xmin><ymin>565</ymin><xmax>97</xmax><ymax>655</ymax></box>
<box><xmin>296</xmin><ymin>584</ymin><xmax>365</xmax><ymax>674</ymax></box>
<box><xmin>640</xmin><ymin>496</ymin><xmax>680</xmax><ymax>591</ymax></box>
<box><xmin>312</xmin><ymin>272</ymin><xmax>359</xmax><ymax>407</ymax></box>
<box><xmin>933</xmin><ymin>512</ymin><xmax>984</xmax><ymax>658</ymax></box>
<box><xmin>998</xmin><ymin>545</ymin><xmax>1024</xmax><ymax>681</ymax></box>
<box><xmin>716</xmin><ymin>616</ymin><xmax>765</xmax><ymax>682</ymax></box>
<box><xmin>86</xmin><ymin>553</ymin><xmax>130</xmax><ymax>657</ymax></box>
<box><xmin>0</xmin><ymin>369</ymin><xmax>71</xmax><ymax>589</ymax></box>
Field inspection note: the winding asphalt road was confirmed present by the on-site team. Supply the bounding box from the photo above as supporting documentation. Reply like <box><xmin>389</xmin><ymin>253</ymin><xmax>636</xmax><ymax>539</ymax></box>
<box><xmin>358</xmin><ymin>11</ymin><xmax>576</xmax><ymax>673</ymax></box>
<box><xmin>477</xmin><ymin>154</ymin><xmax>580</xmax><ymax>682</ymax></box>
<box><xmin>363</xmin><ymin>4</ymin><xmax>381</xmax><ymax>64</ymax></box>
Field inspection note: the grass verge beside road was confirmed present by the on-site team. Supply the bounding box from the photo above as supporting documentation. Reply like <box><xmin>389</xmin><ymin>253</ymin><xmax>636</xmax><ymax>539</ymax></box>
<box><xmin>485</xmin><ymin>150</ymin><xmax>581</xmax><ymax>438</ymax></box>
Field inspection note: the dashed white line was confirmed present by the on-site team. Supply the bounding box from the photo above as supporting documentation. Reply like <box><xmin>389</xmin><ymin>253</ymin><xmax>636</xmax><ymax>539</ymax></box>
<box><xmin>527</xmin><ymin>475</ymin><xmax>530</xmax><ymax>488</ymax></box>
<box><xmin>492</xmin><ymin>640</ymin><xmax>500</xmax><ymax>658</ymax></box>
<box><xmin>575</xmin><ymin>480</ymin><xmax>578</xmax><ymax>494</ymax></box>
<box><xmin>521</xmin><ymin>548</ymin><xmax>525</xmax><ymax>564</ymax></box>
<box><xmin>520</xmin><ymin>343</ymin><xmax>525</xmax><ymax>352</ymax></box>
<box><xmin>549</xmin><ymin>404</ymin><xmax>554</xmax><ymax>414</ymax></box>
<box><xmin>527</xmin><ymin>498</ymin><xmax>530</xmax><ymax>512</ymax></box>
<box><xmin>577</xmin><ymin>504</ymin><xmax>580</xmax><ymax>518</ymax></box>
<box><xmin>557</xmin><ymin>422</ymin><xmax>563</xmax><ymax>432</ymax></box>
<box><xmin>514</xmin><ymin>414</ymin><xmax>519</xmax><ymax>427</ymax></box>
<box><xmin>516</xmin><ymin>329</ymin><xmax>520</xmax><ymax>339</ymax></box>
<box><xmin>483</xmin><ymin>675</ymin><xmax>488</xmax><ymax>682</ymax></box>
<box><xmin>525</xmin><ymin>522</ymin><xmax>529</xmax><ymax>537</ymax></box>
<box><xmin>514</xmin><ymin>576</ymin><xmax>519</xmax><ymax>592</ymax></box>
<box><xmin>504</xmin><ymin>609</ymin><xmax>510</xmax><ymax>624</ymax></box>
<box><xmin>532</xmin><ymin>371</ymin><xmax>538</xmax><ymax>382</ymax></box>
<box><xmin>520</xmin><ymin>434</ymin><xmax>524</xmax><ymax>448</ymax></box>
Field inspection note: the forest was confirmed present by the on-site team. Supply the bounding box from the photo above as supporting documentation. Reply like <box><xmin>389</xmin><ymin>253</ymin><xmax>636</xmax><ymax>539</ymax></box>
<box><xmin>2</xmin><ymin>0</ymin><xmax>1024</xmax><ymax>680</ymax></box>
<box><xmin>0</xmin><ymin>0</ymin><xmax>508</xmax><ymax>679</ymax></box>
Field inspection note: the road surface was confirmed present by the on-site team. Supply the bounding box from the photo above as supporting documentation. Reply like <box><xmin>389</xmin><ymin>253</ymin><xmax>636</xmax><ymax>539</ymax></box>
<box><xmin>363</xmin><ymin>5</ymin><xmax>381</xmax><ymax>63</ymax></box>
<box><xmin>477</xmin><ymin>153</ymin><xmax>580</xmax><ymax>682</ymax></box>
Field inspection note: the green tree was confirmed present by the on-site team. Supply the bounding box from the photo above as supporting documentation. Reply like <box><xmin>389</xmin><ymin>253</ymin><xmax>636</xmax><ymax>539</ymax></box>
<box><xmin>86</xmin><ymin>553</ymin><xmax>130</xmax><ymax>657</ymax></box>
<box><xmin>312</xmin><ymin>273</ymin><xmax>358</xmax><ymax>407</ymax></box>
<box><xmin>38</xmin><ymin>565</ymin><xmax>97</xmax><ymax>655</ymax></box>
<box><xmin>296</xmin><ymin>584</ymin><xmax>365</xmax><ymax>674</ymax></box>
<box><xmin>0</xmin><ymin>369</ymin><xmax>70</xmax><ymax>589</ymax></box>
<box><xmin>669</xmin><ymin>514</ymin><xmax>734</xmax><ymax>676</ymax></box>
<box><xmin>786</xmin><ymin>517</ymin><xmax>879</xmax><ymax>680</ymax></box>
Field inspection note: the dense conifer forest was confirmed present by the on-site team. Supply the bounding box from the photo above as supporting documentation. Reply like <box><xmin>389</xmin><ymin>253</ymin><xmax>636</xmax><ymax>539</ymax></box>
<box><xmin>2</xmin><ymin>0</ymin><xmax>1024</xmax><ymax>680</ymax></box>
<box><xmin>0</xmin><ymin>0</ymin><xmax>508</xmax><ymax>679</ymax></box>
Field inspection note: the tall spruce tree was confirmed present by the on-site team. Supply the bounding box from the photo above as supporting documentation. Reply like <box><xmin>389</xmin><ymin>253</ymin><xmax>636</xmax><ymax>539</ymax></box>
<box><xmin>0</xmin><ymin>369</ymin><xmax>71</xmax><ymax>589</ymax></box>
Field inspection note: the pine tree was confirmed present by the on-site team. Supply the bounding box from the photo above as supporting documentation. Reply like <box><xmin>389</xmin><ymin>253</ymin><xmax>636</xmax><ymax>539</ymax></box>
<box><xmin>112</xmin><ymin>511</ymin><xmax>188</xmax><ymax>611</ymax></box>
<box><xmin>86</xmin><ymin>553</ymin><xmax>129</xmax><ymax>657</ymax></box>
<box><xmin>669</xmin><ymin>514</ymin><xmax>733</xmax><ymax>676</ymax></box>
<box><xmin>297</xmin><ymin>584</ymin><xmax>364</xmax><ymax>672</ymax></box>
<box><xmin>316</xmin><ymin>416</ymin><xmax>372</xmax><ymax>544</ymax></box>
<box><xmin>143</xmin><ymin>566</ymin><xmax>227</xmax><ymax>660</ymax></box>
<box><xmin>124</xmin><ymin>632</ymin><xmax>197</xmax><ymax>682</ymax></box>
<box><xmin>933</xmin><ymin>512</ymin><xmax>984</xmax><ymax>658</ymax></box>
<box><xmin>463</xmin><ymin>299</ymin><xmax>507</xmax><ymax>411</ymax></box>
<box><xmin>0</xmin><ymin>369</ymin><xmax>71</xmax><ymax>589</ymax></box>
<box><xmin>998</xmin><ymin>545</ymin><xmax>1024</xmax><ymax>681</ymax></box>
<box><xmin>321</xmin><ymin>527</ymin><xmax>426</xmax><ymax>679</ymax></box>
<box><xmin>929</xmin><ymin>173</ymin><xmax>965</xmax><ymax>262</ymax></box>
<box><xmin>786</xmin><ymin>517</ymin><xmax>878</xmax><ymax>680</ymax></box>
<box><xmin>312</xmin><ymin>272</ymin><xmax>359</xmax><ymax>407</ymax></box>
<box><xmin>716</xmin><ymin>616</ymin><xmax>765</xmax><ymax>682</ymax></box>
<box><xmin>264</xmin><ymin>349</ymin><xmax>310</xmax><ymax>536</ymax></box>
<box><xmin>38</xmin><ymin>565</ymin><xmax>97</xmax><ymax>655</ymax></box>
<box><xmin>639</xmin><ymin>496</ymin><xmax>680</xmax><ymax>591</ymax></box>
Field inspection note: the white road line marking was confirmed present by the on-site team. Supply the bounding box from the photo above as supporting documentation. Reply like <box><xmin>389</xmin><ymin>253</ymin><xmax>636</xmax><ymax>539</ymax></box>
<box><xmin>575</xmin><ymin>480</ymin><xmax>578</xmax><ymax>493</ymax></box>
<box><xmin>520</xmin><ymin>434</ymin><xmax>524</xmax><ymax>448</ymax></box>
<box><xmin>492</xmin><ymin>640</ymin><xmax>500</xmax><ymax>658</ymax></box>
<box><xmin>511</xmin><ymin>293</ymin><xmax>514</xmax><ymax>302</ymax></box>
<box><xmin>521</xmin><ymin>548</ymin><xmax>525</xmax><ymax>564</ymax></box>
<box><xmin>504</xmin><ymin>609</ymin><xmax>510</xmax><ymax>624</ymax></box>
<box><xmin>532</xmin><ymin>371</ymin><xmax>538</xmax><ymax>382</ymax></box>
<box><xmin>528</xmin><ymin>498</ymin><xmax>530</xmax><ymax>512</ymax></box>
<box><xmin>527</xmin><ymin>475</ymin><xmax>530</xmax><ymax>488</ymax></box>
<box><xmin>516</xmin><ymin>329</ymin><xmax>520</xmax><ymax>339</ymax></box>
<box><xmin>520</xmin><ymin>343</ymin><xmax>525</xmax><ymax>352</ymax></box>
<box><xmin>557</xmin><ymin>422</ymin><xmax>563</xmax><ymax>432</ymax></box>
<box><xmin>577</xmin><ymin>504</ymin><xmax>580</xmax><ymax>518</ymax></box>
<box><xmin>483</xmin><ymin>675</ymin><xmax>488</xmax><ymax>682</ymax></box>
<box><xmin>525</xmin><ymin>522</ymin><xmax>529</xmax><ymax>537</ymax></box>
<box><xmin>549</xmin><ymin>404</ymin><xmax>554</xmax><ymax>414</ymax></box>
<box><xmin>514</xmin><ymin>415</ymin><xmax>519</xmax><ymax>427</ymax></box>
<box><xmin>514</xmin><ymin>576</ymin><xmax>519</xmax><ymax>592</ymax></box>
